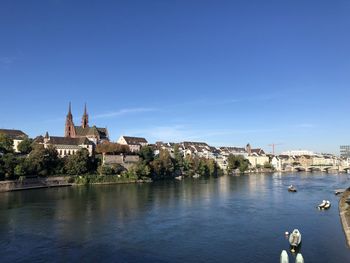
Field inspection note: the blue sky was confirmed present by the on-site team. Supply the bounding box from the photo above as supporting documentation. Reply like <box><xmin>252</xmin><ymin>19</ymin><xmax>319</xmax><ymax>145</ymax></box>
<box><xmin>0</xmin><ymin>0</ymin><xmax>349</xmax><ymax>154</ymax></box>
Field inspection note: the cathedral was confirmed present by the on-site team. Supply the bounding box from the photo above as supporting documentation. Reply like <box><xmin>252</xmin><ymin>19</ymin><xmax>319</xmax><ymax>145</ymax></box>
<box><xmin>64</xmin><ymin>103</ymin><xmax>109</xmax><ymax>145</ymax></box>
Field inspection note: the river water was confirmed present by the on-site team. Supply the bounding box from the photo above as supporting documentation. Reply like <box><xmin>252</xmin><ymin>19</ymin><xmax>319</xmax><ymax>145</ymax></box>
<box><xmin>1</xmin><ymin>173</ymin><xmax>350</xmax><ymax>262</ymax></box>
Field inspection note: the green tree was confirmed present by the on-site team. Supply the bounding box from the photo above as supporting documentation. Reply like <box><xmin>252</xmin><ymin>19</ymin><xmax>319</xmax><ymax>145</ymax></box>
<box><xmin>0</xmin><ymin>134</ymin><xmax>13</xmax><ymax>154</ymax></box>
<box><xmin>150</xmin><ymin>149</ymin><xmax>174</xmax><ymax>179</ymax></box>
<box><xmin>263</xmin><ymin>162</ymin><xmax>274</xmax><ymax>170</ymax></box>
<box><xmin>64</xmin><ymin>148</ymin><xmax>91</xmax><ymax>175</ymax></box>
<box><xmin>173</xmin><ymin>145</ymin><xmax>184</xmax><ymax>175</ymax></box>
<box><xmin>0</xmin><ymin>153</ymin><xmax>17</xmax><ymax>179</ymax></box>
<box><xmin>17</xmin><ymin>138</ymin><xmax>33</xmax><ymax>154</ymax></box>
<box><xmin>26</xmin><ymin>144</ymin><xmax>60</xmax><ymax>176</ymax></box>
<box><xmin>227</xmin><ymin>154</ymin><xmax>249</xmax><ymax>173</ymax></box>
<box><xmin>139</xmin><ymin>146</ymin><xmax>154</xmax><ymax>164</ymax></box>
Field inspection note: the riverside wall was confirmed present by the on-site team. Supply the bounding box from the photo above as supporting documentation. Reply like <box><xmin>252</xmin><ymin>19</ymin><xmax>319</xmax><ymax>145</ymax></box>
<box><xmin>339</xmin><ymin>189</ymin><xmax>350</xmax><ymax>247</ymax></box>
<box><xmin>0</xmin><ymin>177</ymin><xmax>71</xmax><ymax>192</ymax></box>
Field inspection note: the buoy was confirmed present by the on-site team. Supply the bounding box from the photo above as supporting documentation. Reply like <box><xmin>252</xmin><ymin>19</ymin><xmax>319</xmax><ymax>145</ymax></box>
<box><xmin>285</xmin><ymin>231</ymin><xmax>289</xmax><ymax>236</ymax></box>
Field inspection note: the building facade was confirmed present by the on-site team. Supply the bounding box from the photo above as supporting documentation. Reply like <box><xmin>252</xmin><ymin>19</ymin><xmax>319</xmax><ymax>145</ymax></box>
<box><xmin>35</xmin><ymin>132</ymin><xmax>93</xmax><ymax>157</ymax></box>
<box><xmin>340</xmin><ymin>145</ymin><xmax>350</xmax><ymax>158</ymax></box>
<box><xmin>117</xmin><ymin>136</ymin><xmax>148</xmax><ymax>152</ymax></box>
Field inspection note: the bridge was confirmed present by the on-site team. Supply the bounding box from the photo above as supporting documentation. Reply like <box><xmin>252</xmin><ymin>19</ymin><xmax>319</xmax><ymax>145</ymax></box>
<box><xmin>294</xmin><ymin>165</ymin><xmax>350</xmax><ymax>173</ymax></box>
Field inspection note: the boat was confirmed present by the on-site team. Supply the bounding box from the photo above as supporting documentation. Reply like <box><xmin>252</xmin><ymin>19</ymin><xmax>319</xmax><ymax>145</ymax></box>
<box><xmin>318</xmin><ymin>200</ymin><xmax>327</xmax><ymax>209</ymax></box>
<box><xmin>288</xmin><ymin>185</ymin><xmax>297</xmax><ymax>192</ymax></box>
<box><xmin>280</xmin><ymin>250</ymin><xmax>289</xmax><ymax>263</ymax></box>
<box><xmin>318</xmin><ymin>200</ymin><xmax>331</xmax><ymax>210</ymax></box>
<box><xmin>175</xmin><ymin>176</ymin><xmax>183</xmax><ymax>180</ymax></box>
<box><xmin>335</xmin><ymin>189</ymin><xmax>346</xmax><ymax>195</ymax></box>
<box><xmin>323</xmin><ymin>200</ymin><xmax>331</xmax><ymax>209</ymax></box>
<box><xmin>295</xmin><ymin>253</ymin><xmax>304</xmax><ymax>263</ymax></box>
<box><xmin>192</xmin><ymin>174</ymin><xmax>200</xmax><ymax>178</ymax></box>
<box><xmin>289</xmin><ymin>229</ymin><xmax>302</xmax><ymax>252</ymax></box>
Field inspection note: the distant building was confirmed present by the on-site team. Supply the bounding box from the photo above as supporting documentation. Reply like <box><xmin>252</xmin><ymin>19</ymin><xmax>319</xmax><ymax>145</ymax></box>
<box><xmin>117</xmin><ymin>136</ymin><xmax>148</xmax><ymax>152</ymax></box>
<box><xmin>64</xmin><ymin>103</ymin><xmax>109</xmax><ymax>144</ymax></box>
<box><xmin>281</xmin><ymin>150</ymin><xmax>314</xmax><ymax>156</ymax></box>
<box><xmin>35</xmin><ymin>132</ymin><xmax>94</xmax><ymax>157</ymax></box>
<box><xmin>340</xmin><ymin>146</ymin><xmax>350</xmax><ymax>158</ymax></box>
<box><xmin>0</xmin><ymin>128</ymin><xmax>28</xmax><ymax>152</ymax></box>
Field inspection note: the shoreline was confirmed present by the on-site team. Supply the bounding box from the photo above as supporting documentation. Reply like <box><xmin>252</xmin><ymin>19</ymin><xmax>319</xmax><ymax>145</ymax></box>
<box><xmin>339</xmin><ymin>188</ymin><xmax>350</xmax><ymax>247</ymax></box>
<box><xmin>0</xmin><ymin>176</ymin><xmax>152</xmax><ymax>192</ymax></box>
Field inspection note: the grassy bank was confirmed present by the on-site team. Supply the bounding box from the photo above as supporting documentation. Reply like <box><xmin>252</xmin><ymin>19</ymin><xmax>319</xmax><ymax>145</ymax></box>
<box><xmin>70</xmin><ymin>174</ymin><xmax>152</xmax><ymax>185</ymax></box>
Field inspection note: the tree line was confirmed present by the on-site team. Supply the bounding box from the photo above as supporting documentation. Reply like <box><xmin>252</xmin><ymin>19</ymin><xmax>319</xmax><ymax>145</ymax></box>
<box><xmin>0</xmin><ymin>136</ymin><xmax>224</xmax><ymax>181</ymax></box>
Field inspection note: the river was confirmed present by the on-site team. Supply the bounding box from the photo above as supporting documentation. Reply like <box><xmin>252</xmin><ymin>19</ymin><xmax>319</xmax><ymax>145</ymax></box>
<box><xmin>0</xmin><ymin>173</ymin><xmax>350</xmax><ymax>262</ymax></box>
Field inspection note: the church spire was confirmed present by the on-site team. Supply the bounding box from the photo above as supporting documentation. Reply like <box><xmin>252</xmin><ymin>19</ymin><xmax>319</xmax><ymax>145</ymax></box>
<box><xmin>65</xmin><ymin>102</ymin><xmax>76</xmax><ymax>137</ymax></box>
<box><xmin>82</xmin><ymin>103</ymin><xmax>89</xmax><ymax>128</ymax></box>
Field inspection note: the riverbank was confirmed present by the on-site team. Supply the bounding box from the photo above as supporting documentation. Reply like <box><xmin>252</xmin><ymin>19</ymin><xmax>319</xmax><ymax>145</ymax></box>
<box><xmin>339</xmin><ymin>188</ymin><xmax>350</xmax><ymax>247</ymax></box>
<box><xmin>0</xmin><ymin>175</ymin><xmax>152</xmax><ymax>192</ymax></box>
<box><xmin>0</xmin><ymin>177</ymin><xmax>71</xmax><ymax>192</ymax></box>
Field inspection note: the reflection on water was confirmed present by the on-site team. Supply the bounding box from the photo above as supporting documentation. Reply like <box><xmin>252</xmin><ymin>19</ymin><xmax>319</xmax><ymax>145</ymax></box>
<box><xmin>0</xmin><ymin>173</ymin><xmax>350</xmax><ymax>262</ymax></box>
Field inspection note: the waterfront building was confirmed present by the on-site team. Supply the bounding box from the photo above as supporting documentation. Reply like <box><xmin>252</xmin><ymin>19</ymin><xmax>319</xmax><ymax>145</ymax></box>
<box><xmin>271</xmin><ymin>156</ymin><xmax>282</xmax><ymax>171</ymax></box>
<box><xmin>340</xmin><ymin>145</ymin><xmax>350</xmax><ymax>158</ymax></box>
<box><xmin>281</xmin><ymin>150</ymin><xmax>314</xmax><ymax>156</ymax></box>
<box><xmin>117</xmin><ymin>136</ymin><xmax>148</xmax><ymax>152</ymax></box>
<box><xmin>64</xmin><ymin>103</ymin><xmax>109</xmax><ymax>145</ymax></box>
<box><xmin>219</xmin><ymin>146</ymin><xmax>247</xmax><ymax>157</ymax></box>
<box><xmin>35</xmin><ymin>132</ymin><xmax>94</xmax><ymax>157</ymax></box>
<box><xmin>0</xmin><ymin>129</ymin><xmax>28</xmax><ymax>152</ymax></box>
<box><xmin>246</xmin><ymin>152</ymin><xmax>269</xmax><ymax>168</ymax></box>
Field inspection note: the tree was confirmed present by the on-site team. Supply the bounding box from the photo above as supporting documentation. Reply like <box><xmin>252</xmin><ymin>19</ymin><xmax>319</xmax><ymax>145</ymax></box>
<box><xmin>173</xmin><ymin>145</ymin><xmax>184</xmax><ymax>175</ymax></box>
<box><xmin>227</xmin><ymin>154</ymin><xmax>249</xmax><ymax>173</ymax></box>
<box><xmin>150</xmin><ymin>149</ymin><xmax>174</xmax><ymax>179</ymax></box>
<box><xmin>0</xmin><ymin>134</ymin><xmax>13</xmax><ymax>154</ymax></box>
<box><xmin>26</xmin><ymin>144</ymin><xmax>60</xmax><ymax>176</ymax></box>
<box><xmin>139</xmin><ymin>145</ymin><xmax>154</xmax><ymax>164</ymax></box>
<box><xmin>0</xmin><ymin>153</ymin><xmax>17</xmax><ymax>179</ymax></box>
<box><xmin>64</xmin><ymin>148</ymin><xmax>91</xmax><ymax>175</ymax></box>
<box><xmin>17</xmin><ymin>138</ymin><xmax>33</xmax><ymax>154</ymax></box>
<box><xmin>263</xmin><ymin>162</ymin><xmax>274</xmax><ymax>170</ymax></box>
<box><xmin>96</xmin><ymin>142</ymin><xmax>130</xmax><ymax>155</ymax></box>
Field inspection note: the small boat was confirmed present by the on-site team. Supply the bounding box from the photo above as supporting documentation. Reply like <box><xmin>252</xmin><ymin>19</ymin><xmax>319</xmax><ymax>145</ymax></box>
<box><xmin>288</xmin><ymin>185</ymin><xmax>297</xmax><ymax>192</ymax></box>
<box><xmin>280</xmin><ymin>250</ymin><xmax>289</xmax><ymax>263</ymax></box>
<box><xmin>289</xmin><ymin>229</ymin><xmax>302</xmax><ymax>252</ymax></box>
<box><xmin>175</xmin><ymin>176</ymin><xmax>183</xmax><ymax>180</ymax></box>
<box><xmin>318</xmin><ymin>200</ymin><xmax>331</xmax><ymax>210</ymax></box>
<box><xmin>318</xmin><ymin>200</ymin><xmax>327</xmax><ymax>209</ymax></box>
<box><xmin>335</xmin><ymin>189</ymin><xmax>345</xmax><ymax>195</ymax></box>
<box><xmin>323</xmin><ymin>200</ymin><xmax>331</xmax><ymax>209</ymax></box>
<box><xmin>192</xmin><ymin>174</ymin><xmax>200</xmax><ymax>178</ymax></box>
<box><xmin>295</xmin><ymin>253</ymin><xmax>304</xmax><ymax>263</ymax></box>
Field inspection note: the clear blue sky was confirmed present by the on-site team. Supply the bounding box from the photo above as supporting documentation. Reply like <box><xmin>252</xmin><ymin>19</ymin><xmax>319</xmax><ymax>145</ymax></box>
<box><xmin>1</xmin><ymin>0</ymin><xmax>349</xmax><ymax>154</ymax></box>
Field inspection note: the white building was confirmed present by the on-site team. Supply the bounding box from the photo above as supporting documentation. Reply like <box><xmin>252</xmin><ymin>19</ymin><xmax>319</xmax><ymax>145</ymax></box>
<box><xmin>35</xmin><ymin>132</ymin><xmax>94</xmax><ymax>157</ymax></box>
<box><xmin>117</xmin><ymin>136</ymin><xmax>148</xmax><ymax>152</ymax></box>
<box><xmin>281</xmin><ymin>150</ymin><xmax>315</xmax><ymax>156</ymax></box>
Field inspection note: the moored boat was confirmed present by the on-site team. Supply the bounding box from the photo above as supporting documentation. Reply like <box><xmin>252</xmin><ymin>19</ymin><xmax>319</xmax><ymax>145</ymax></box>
<box><xmin>295</xmin><ymin>253</ymin><xmax>304</xmax><ymax>263</ymax></box>
<box><xmin>323</xmin><ymin>200</ymin><xmax>331</xmax><ymax>209</ymax></box>
<box><xmin>289</xmin><ymin>229</ymin><xmax>301</xmax><ymax>252</ymax></box>
<box><xmin>288</xmin><ymin>185</ymin><xmax>297</xmax><ymax>192</ymax></box>
<box><xmin>318</xmin><ymin>200</ymin><xmax>327</xmax><ymax>209</ymax></box>
<box><xmin>318</xmin><ymin>200</ymin><xmax>331</xmax><ymax>210</ymax></box>
<box><xmin>280</xmin><ymin>250</ymin><xmax>289</xmax><ymax>263</ymax></box>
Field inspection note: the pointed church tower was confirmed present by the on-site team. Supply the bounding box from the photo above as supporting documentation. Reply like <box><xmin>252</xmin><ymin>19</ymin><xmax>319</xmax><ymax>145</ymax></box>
<box><xmin>81</xmin><ymin>103</ymin><xmax>89</xmax><ymax>128</ymax></box>
<box><xmin>65</xmin><ymin>102</ymin><xmax>76</xmax><ymax>137</ymax></box>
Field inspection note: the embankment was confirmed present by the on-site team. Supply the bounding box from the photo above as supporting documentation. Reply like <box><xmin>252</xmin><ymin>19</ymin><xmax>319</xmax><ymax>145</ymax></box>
<box><xmin>339</xmin><ymin>188</ymin><xmax>350</xmax><ymax>247</ymax></box>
